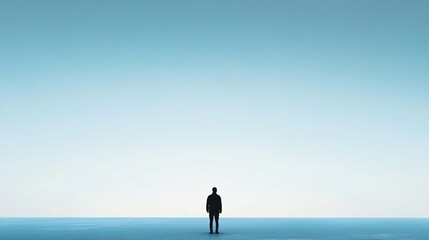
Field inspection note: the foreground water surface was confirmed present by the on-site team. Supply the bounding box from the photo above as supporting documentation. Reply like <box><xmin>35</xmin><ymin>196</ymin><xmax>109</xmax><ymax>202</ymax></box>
<box><xmin>1</xmin><ymin>218</ymin><xmax>428</xmax><ymax>240</ymax></box>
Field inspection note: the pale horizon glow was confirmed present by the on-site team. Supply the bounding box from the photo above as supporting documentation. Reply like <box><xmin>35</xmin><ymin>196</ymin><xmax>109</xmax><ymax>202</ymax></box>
<box><xmin>0</xmin><ymin>0</ymin><xmax>428</xmax><ymax>217</ymax></box>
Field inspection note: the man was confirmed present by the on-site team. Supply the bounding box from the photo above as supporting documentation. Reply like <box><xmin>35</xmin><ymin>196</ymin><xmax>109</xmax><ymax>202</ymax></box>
<box><xmin>206</xmin><ymin>187</ymin><xmax>222</xmax><ymax>234</ymax></box>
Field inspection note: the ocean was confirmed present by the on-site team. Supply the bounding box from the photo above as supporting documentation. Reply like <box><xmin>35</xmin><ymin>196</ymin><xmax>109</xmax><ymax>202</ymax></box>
<box><xmin>0</xmin><ymin>218</ymin><xmax>428</xmax><ymax>240</ymax></box>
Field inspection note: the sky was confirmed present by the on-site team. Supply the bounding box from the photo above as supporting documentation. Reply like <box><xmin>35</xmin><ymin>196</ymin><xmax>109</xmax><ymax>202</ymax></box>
<box><xmin>0</xmin><ymin>0</ymin><xmax>428</xmax><ymax>217</ymax></box>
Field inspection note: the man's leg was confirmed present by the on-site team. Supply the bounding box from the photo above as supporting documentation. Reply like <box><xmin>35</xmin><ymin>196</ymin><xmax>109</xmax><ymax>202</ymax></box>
<box><xmin>215</xmin><ymin>213</ymin><xmax>219</xmax><ymax>233</ymax></box>
<box><xmin>209</xmin><ymin>213</ymin><xmax>214</xmax><ymax>233</ymax></box>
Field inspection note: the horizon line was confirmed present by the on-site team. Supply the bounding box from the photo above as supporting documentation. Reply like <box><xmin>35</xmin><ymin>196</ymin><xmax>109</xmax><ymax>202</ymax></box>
<box><xmin>1</xmin><ymin>216</ymin><xmax>428</xmax><ymax>219</ymax></box>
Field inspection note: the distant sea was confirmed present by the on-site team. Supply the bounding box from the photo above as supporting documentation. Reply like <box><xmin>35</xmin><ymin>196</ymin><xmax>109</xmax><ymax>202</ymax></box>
<box><xmin>1</xmin><ymin>218</ymin><xmax>428</xmax><ymax>240</ymax></box>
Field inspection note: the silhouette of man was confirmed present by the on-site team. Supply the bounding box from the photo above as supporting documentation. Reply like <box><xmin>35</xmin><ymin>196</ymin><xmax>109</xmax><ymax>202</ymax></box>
<box><xmin>206</xmin><ymin>187</ymin><xmax>222</xmax><ymax>234</ymax></box>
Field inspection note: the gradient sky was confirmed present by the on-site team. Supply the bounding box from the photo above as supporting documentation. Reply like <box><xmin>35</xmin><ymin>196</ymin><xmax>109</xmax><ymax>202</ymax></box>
<box><xmin>1</xmin><ymin>0</ymin><xmax>428</xmax><ymax>217</ymax></box>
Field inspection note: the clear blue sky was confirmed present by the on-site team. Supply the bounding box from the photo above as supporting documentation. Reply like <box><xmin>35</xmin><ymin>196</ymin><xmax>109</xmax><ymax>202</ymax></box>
<box><xmin>1</xmin><ymin>0</ymin><xmax>428</xmax><ymax>217</ymax></box>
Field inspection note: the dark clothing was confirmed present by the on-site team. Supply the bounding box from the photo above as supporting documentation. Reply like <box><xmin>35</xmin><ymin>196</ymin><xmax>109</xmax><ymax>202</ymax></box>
<box><xmin>206</xmin><ymin>194</ymin><xmax>222</xmax><ymax>213</ymax></box>
<box><xmin>206</xmin><ymin>193</ymin><xmax>222</xmax><ymax>233</ymax></box>
<box><xmin>209</xmin><ymin>212</ymin><xmax>219</xmax><ymax>232</ymax></box>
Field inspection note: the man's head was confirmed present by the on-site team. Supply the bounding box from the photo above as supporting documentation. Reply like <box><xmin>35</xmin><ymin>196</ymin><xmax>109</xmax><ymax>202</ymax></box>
<box><xmin>212</xmin><ymin>187</ymin><xmax>217</xmax><ymax>193</ymax></box>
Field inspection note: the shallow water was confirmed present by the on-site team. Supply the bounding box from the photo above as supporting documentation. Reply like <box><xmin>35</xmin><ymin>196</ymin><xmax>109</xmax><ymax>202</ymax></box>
<box><xmin>0</xmin><ymin>218</ymin><xmax>428</xmax><ymax>240</ymax></box>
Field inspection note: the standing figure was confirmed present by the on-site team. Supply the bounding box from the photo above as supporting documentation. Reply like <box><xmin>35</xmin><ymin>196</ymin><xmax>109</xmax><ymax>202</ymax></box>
<box><xmin>206</xmin><ymin>187</ymin><xmax>222</xmax><ymax>234</ymax></box>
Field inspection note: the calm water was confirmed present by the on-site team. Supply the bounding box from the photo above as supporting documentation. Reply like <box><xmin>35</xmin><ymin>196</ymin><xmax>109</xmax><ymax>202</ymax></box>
<box><xmin>1</xmin><ymin>218</ymin><xmax>428</xmax><ymax>240</ymax></box>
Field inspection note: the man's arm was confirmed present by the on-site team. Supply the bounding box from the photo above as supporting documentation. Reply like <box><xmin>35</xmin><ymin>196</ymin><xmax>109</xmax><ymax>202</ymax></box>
<box><xmin>206</xmin><ymin>196</ymin><xmax>210</xmax><ymax>213</ymax></box>
<box><xmin>219</xmin><ymin>196</ymin><xmax>222</xmax><ymax>213</ymax></box>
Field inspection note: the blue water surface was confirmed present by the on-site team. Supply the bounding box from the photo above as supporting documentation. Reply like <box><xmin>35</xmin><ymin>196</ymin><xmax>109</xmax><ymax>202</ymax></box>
<box><xmin>0</xmin><ymin>218</ymin><xmax>428</xmax><ymax>240</ymax></box>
